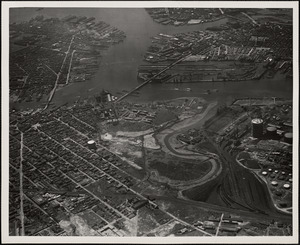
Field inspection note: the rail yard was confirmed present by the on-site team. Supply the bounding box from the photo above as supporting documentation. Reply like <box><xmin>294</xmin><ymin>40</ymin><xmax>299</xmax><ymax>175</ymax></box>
<box><xmin>7</xmin><ymin>7</ymin><xmax>295</xmax><ymax>239</ymax></box>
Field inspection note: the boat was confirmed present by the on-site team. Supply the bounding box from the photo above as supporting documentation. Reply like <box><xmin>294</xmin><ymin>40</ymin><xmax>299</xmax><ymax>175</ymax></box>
<box><xmin>186</xmin><ymin>88</ymin><xmax>192</xmax><ymax>92</ymax></box>
<box><xmin>187</xmin><ymin>19</ymin><xmax>201</xmax><ymax>25</ymax></box>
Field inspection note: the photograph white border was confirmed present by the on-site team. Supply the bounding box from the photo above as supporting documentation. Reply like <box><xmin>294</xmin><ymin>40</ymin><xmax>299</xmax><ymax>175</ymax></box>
<box><xmin>2</xmin><ymin>1</ymin><xmax>299</xmax><ymax>244</ymax></box>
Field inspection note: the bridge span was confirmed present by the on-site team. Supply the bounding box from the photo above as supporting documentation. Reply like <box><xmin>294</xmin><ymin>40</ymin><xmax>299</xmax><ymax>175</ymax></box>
<box><xmin>115</xmin><ymin>52</ymin><xmax>193</xmax><ymax>103</ymax></box>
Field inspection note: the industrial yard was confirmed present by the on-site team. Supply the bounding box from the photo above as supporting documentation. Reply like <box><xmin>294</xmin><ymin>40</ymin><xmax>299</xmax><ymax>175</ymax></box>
<box><xmin>138</xmin><ymin>16</ymin><xmax>292</xmax><ymax>84</ymax></box>
<box><xmin>6</xmin><ymin>6</ymin><xmax>295</xmax><ymax>240</ymax></box>
<box><xmin>8</xmin><ymin>93</ymin><xmax>293</xmax><ymax>236</ymax></box>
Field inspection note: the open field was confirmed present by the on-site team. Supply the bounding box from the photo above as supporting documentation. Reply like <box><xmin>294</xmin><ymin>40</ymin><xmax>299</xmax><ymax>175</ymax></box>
<box><xmin>147</xmin><ymin>150</ymin><xmax>212</xmax><ymax>182</ymax></box>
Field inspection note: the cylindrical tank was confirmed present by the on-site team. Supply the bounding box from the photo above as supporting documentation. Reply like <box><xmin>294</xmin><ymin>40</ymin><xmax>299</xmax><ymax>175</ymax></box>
<box><xmin>87</xmin><ymin>140</ymin><xmax>97</xmax><ymax>150</ymax></box>
<box><xmin>266</xmin><ymin>126</ymin><xmax>277</xmax><ymax>139</ymax></box>
<box><xmin>284</xmin><ymin>132</ymin><xmax>292</xmax><ymax>144</ymax></box>
<box><xmin>107</xmin><ymin>94</ymin><xmax>112</xmax><ymax>102</ymax></box>
<box><xmin>252</xmin><ymin>118</ymin><xmax>263</xmax><ymax>138</ymax></box>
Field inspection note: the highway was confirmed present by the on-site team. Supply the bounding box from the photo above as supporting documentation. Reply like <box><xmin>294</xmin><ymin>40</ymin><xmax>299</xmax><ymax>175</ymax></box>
<box><xmin>66</xmin><ymin>50</ymin><xmax>76</xmax><ymax>85</ymax></box>
<box><xmin>115</xmin><ymin>52</ymin><xmax>193</xmax><ymax>102</ymax></box>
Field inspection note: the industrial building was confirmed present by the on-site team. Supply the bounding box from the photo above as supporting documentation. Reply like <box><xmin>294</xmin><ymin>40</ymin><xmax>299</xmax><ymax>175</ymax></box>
<box><xmin>284</xmin><ymin>132</ymin><xmax>293</xmax><ymax>144</ymax></box>
<box><xmin>251</xmin><ymin>118</ymin><xmax>264</xmax><ymax>138</ymax></box>
<box><xmin>266</xmin><ymin>126</ymin><xmax>277</xmax><ymax>139</ymax></box>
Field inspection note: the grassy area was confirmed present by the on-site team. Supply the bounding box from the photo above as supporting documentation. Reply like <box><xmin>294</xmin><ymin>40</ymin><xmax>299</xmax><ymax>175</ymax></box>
<box><xmin>149</xmin><ymin>161</ymin><xmax>211</xmax><ymax>181</ymax></box>
<box><xmin>147</xmin><ymin>150</ymin><xmax>211</xmax><ymax>181</ymax></box>
<box><xmin>153</xmin><ymin>109</ymin><xmax>177</xmax><ymax>126</ymax></box>
<box><xmin>194</xmin><ymin>141</ymin><xmax>219</xmax><ymax>155</ymax></box>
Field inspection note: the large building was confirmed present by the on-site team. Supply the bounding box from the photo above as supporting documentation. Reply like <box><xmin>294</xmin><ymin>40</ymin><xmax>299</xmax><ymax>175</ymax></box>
<box><xmin>266</xmin><ymin>126</ymin><xmax>277</xmax><ymax>139</ymax></box>
<box><xmin>284</xmin><ymin>132</ymin><xmax>293</xmax><ymax>144</ymax></box>
<box><xmin>251</xmin><ymin>118</ymin><xmax>264</xmax><ymax>138</ymax></box>
<box><xmin>87</xmin><ymin>140</ymin><xmax>97</xmax><ymax>150</ymax></box>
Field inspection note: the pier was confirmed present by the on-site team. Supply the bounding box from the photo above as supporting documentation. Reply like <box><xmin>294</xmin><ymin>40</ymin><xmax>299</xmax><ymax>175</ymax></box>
<box><xmin>43</xmin><ymin>35</ymin><xmax>75</xmax><ymax>110</ymax></box>
<box><xmin>115</xmin><ymin>52</ymin><xmax>193</xmax><ymax>102</ymax></box>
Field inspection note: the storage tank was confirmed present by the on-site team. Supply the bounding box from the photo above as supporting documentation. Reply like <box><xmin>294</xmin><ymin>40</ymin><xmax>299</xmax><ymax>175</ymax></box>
<box><xmin>251</xmin><ymin>118</ymin><xmax>263</xmax><ymax>138</ymax></box>
<box><xmin>266</xmin><ymin>126</ymin><xmax>277</xmax><ymax>139</ymax></box>
<box><xmin>107</xmin><ymin>93</ymin><xmax>112</xmax><ymax>102</ymax></box>
<box><xmin>87</xmin><ymin>140</ymin><xmax>97</xmax><ymax>150</ymax></box>
<box><xmin>284</xmin><ymin>132</ymin><xmax>292</xmax><ymax>144</ymax></box>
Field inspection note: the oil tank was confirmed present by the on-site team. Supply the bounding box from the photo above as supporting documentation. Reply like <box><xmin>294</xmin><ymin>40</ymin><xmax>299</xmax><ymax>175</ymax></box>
<box><xmin>87</xmin><ymin>140</ymin><xmax>97</xmax><ymax>150</ymax></box>
<box><xmin>284</xmin><ymin>132</ymin><xmax>292</xmax><ymax>144</ymax></box>
<box><xmin>266</xmin><ymin>126</ymin><xmax>277</xmax><ymax>139</ymax></box>
<box><xmin>252</xmin><ymin>118</ymin><xmax>263</xmax><ymax>138</ymax></box>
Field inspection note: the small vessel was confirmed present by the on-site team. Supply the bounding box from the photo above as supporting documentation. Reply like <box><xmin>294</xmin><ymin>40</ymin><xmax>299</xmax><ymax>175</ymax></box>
<box><xmin>186</xmin><ymin>88</ymin><xmax>191</xmax><ymax>92</ymax></box>
<box><xmin>174</xmin><ymin>88</ymin><xmax>179</xmax><ymax>90</ymax></box>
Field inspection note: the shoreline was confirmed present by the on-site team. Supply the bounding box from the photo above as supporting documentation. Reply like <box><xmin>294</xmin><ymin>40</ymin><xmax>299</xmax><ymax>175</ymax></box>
<box><xmin>152</xmin><ymin>101</ymin><xmax>223</xmax><ymax>190</ymax></box>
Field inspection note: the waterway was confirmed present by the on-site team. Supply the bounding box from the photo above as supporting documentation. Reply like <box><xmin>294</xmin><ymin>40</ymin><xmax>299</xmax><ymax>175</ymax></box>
<box><xmin>10</xmin><ymin>8</ymin><xmax>293</xmax><ymax>108</ymax></box>
<box><xmin>10</xmin><ymin>8</ymin><xmax>293</xmax><ymax>217</ymax></box>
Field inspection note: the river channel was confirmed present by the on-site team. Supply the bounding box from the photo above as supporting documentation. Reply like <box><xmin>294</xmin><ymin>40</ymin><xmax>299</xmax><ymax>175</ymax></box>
<box><xmin>10</xmin><ymin>7</ymin><xmax>293</xmax><ymax>217</ymax></box>
<box><xmin>10</xmin><ymin>8</ymin><xmax>292</xmax><ymax>107</ymax></box>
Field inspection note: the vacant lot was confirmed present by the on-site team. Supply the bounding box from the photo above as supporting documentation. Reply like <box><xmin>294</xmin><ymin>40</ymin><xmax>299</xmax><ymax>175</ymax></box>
<box><xmin>104</xmin><ymin>120</ymin><xmax>152</xmax><ymax>134</ymax></box>
<box><xmin>153</xmin><ymin>109</ymin><xmax>177</xmax><ymax>126</ymax></box>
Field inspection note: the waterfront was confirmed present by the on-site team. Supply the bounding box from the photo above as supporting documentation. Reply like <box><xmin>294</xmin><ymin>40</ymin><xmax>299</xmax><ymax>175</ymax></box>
<box><xmin>7</xmin><ymin>6</ymin><xmax>295</xmax><ymax>238</ymax></box>
<box><xmin>10</xmin><ymin>8</ymin><xmax>292</xmax><ymax>108</ymax></box>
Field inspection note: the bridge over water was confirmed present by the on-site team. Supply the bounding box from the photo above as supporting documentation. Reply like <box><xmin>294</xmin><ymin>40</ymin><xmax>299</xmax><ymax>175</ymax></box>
<box><xmin>115</xmin><ymin>52</ymin><xmax>193</xmax><ymax>103</ymax></box>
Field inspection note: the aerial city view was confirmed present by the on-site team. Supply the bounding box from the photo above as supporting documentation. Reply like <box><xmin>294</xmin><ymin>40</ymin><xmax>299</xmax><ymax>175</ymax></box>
<box><xmin>8</xmin><ymin>7</ymin><xmax>294</xmax><ymax>237</ymax></box>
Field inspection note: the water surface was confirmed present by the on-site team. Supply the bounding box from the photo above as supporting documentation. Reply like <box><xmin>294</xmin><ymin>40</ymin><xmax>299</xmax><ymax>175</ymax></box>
<box><xmin>10</xmin><ymin>8</ymin><xmax>293</xmax><ymax>107</ymax></box>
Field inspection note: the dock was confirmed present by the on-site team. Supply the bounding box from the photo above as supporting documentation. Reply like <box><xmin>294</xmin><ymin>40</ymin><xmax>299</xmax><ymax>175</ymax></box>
<box><xmin>115</xmin><ymin>52</ymin><xmax>193</xmax><ymax>102</ymax></box>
